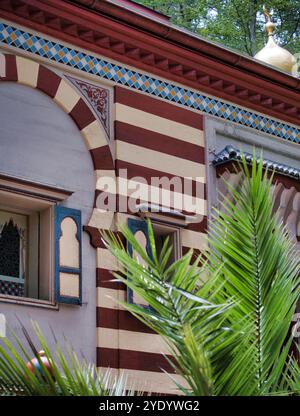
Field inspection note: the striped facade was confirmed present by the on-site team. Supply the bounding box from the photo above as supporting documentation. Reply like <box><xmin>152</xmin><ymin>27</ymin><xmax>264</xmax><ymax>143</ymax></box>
<box><xmin>216</xmin><ymin>165</ymin><xmax>300</xmax><ymax>246</ymax></box>
<box><xmin>0</xmin><ymin>0</ymin><xmax>300</xmax><ymax>396</ymax></box>
<box><xmin>0</xmin><ymin>49</ymin><xmax>208</xmax><ymax>394</ymax></box>
<box><xmin>96</xmin><ymin>86</ymin><xmax>207</xmax><ymax>394</ymax></box>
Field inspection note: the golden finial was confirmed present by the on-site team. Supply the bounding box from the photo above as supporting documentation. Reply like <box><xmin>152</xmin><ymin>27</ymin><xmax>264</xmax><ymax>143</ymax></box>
<box><xmin>263</xmin><ymin>7</ymin><xmax>276</xmax><ymax>36</ymax></box>
<box><xmin>254</xmin><ymin>6</ymin><xmax>298</xmax><ymax>75</ymax></box>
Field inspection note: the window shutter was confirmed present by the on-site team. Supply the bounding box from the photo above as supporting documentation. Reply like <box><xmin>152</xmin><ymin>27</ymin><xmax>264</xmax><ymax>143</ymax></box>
<box><xmin>55</xmin><ymin>205</ymin><xmax>82</xmax><ymax>305</ymax></box>
<box><xmin>127</xmin><ymin>218</ymin><xmax>151</xmax><ymax>307</ymax></box>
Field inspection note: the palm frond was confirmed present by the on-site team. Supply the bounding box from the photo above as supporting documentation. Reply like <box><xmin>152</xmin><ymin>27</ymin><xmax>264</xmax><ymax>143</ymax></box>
<box><xmin>206</xmin><ymin>151</ymin><xmax>300</xmax><ymax>395</ymax></box>
<box><xmin>0</xmin><ymin>321</ymin><xmax>137</xmax><ymax>396</ymax></box>
<box><xmin>102</xmin><ymin>222</ymin><xmax>237</xmax><ymax>396</ymax></box>
<box><xmin>103</xmin><ymin>151</ymin><xmax>300</xmax><ymax>396</ymax></box>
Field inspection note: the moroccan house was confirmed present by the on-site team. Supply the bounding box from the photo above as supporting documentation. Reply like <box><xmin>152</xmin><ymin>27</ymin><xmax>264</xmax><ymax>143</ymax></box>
<box><xmin>0</xmin><ymin>0</ymin><xmax>299</xmax><ymax>394</ymax></box>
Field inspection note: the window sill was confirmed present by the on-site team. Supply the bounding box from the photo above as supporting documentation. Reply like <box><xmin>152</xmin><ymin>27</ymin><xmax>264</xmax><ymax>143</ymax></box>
<box><xmin>0</xmin><ymin>294</ymin><xmax>59</xmax><ymax>310</ymax></box>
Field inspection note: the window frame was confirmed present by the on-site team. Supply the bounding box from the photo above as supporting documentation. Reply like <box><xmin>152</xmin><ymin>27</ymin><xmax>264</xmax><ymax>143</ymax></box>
<box><xmin>54</xmin><ymin>205</ymin><xmax>82</xmax><ymax>305</ymax></box>
<box><xmin>0</xmin><ymin>173</ymin><xmax>74</xmax><ymax>307</ymax></box>
<box><xmin>127</xmin><ymin>217</ymin><xmax>181</xmax><ymax>309</ymax></box>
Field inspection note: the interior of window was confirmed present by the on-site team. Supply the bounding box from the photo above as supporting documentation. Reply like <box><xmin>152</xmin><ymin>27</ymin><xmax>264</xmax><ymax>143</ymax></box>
<box><xmin>129</xmin><ymin>219</ymin><xmax>181</xmax><ymax>307</ymax></box>
<box><xmin>152</xmin><ymin>222</ymin><xmax>181</xmax><ymax>268</ymax></box>
<box><xmin>0</xmin><ymin>190</ymin><xmax>54</xmax><ymax>302</ymax></box>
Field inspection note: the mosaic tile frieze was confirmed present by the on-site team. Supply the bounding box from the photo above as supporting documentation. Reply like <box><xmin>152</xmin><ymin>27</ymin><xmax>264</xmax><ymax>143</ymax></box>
<box><xmin>0</xmin><ymin>22</ymin><xmax>299</xmax><ymax>144</ymax></box>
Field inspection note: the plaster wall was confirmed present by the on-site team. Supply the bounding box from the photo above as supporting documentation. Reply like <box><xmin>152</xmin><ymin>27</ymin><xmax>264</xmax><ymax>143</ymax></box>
<box><xmin>0</xmin><ymin>82</ymin><xmax>96</xmax><ymax>363</ymax></box>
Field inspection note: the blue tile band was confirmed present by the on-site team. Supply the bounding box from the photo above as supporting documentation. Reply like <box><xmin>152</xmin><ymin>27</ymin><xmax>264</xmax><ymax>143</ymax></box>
<box><xmin>0</xmin><ymin>22</ymin><xmax>299</xmax><ymax>144</ymax></box>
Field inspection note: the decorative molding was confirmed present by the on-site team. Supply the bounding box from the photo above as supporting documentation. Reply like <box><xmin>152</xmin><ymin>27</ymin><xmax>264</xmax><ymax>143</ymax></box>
<box><xmin>1</xmin><ymin>23</ymin><xmax>300</xmax><ymax>145</ymax></box>
<box><xmin>0</xmin><ymin>0</ymin><xmax>299</xmax><ymax>126</ymax></box>
<box><xmin>213</xmin><ymin>145</ymin><xmax>300</xmax><ymax>180</ymax></box>
<box><xmin>67</xmin><ymin>76</ymin><xmax>110</xmax><ymax>139</ymax></box>
<box><xmin>0</xmin><ymin>280</ymin><xmax>24</xmax><ymax>297</ymax></box>
<box><xmin>0</xmin><ymin>51</ymin><xmax>114</xmax><ymax>173</ymax></box>
<box><xmin>83</xmin><ymin>225</ymin><xmax>102</xmax><ymax>249</ymax></box>
<box><xmin>0</xmin><ymin>171</ymin><xmax>73</xmax><ymax>202</ymax></box>
<box><xmin>216</xmin><ymin>169</ymin><xmax>300</xmax><ymax>244</ymax></box>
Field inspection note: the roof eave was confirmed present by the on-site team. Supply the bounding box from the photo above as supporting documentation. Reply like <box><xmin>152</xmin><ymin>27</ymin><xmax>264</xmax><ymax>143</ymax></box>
<box><xmin>73</xmin><ymin>0</ymin><xmax>300</xmax><ymax>90</ymax></box>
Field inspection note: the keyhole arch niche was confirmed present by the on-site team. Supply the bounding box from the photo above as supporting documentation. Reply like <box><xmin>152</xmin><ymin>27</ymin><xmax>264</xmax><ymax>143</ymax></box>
<box><xmin>59</xmin><ymin>216</ymin><xmax>80</xmax><ymax>269</ymax></box>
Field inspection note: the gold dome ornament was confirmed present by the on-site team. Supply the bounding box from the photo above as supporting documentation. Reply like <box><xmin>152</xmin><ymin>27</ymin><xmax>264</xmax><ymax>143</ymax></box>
<box><xmin>254</xmin><ymin>9</ymin><xmax>298</xmax><ymax>75</ymax></box>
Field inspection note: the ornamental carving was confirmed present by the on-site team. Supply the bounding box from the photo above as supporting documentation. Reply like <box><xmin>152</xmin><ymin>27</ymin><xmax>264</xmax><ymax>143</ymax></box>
<box><xmin>67</xmin><ymin>76</ymin><xmax>110</xmax><ymax>139</ymax></box>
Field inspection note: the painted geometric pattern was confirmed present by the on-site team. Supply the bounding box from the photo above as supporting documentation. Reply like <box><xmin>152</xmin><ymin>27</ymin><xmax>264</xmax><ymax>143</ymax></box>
<box><xmin>67</xmin><ymin>76</ymin><xmax>110</xmax><ymax>139</ymax></box>
<box><xmin>0</xmin><ymin>280</ymin><xmax>24</xmax><ymax>297</ymax></box>
<box><xmin>0</xmin><ymin>22</ymin><xmax>299</xmax><ymax>144</ymax></box>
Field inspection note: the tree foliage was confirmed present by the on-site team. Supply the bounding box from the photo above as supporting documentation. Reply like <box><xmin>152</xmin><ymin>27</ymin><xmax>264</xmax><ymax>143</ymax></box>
<box><xmin>137</xmin><ymin>0</ymin><xmax>300</xmax><ymax>56</ymax></box>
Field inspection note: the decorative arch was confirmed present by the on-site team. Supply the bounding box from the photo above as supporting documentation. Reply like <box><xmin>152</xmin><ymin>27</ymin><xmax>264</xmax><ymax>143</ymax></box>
<box><xmin>0</xmin><ymin>52</ymin><xmax>116</xmax><ymax>241</ymax></box>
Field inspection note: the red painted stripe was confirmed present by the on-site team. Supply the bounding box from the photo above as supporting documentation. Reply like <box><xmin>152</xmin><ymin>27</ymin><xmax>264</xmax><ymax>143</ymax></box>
<box><xmin>69</xmin><ymin>98</ymin><xmax>96</xmax><ymax>129</ymax></box>
<box><xmin>95</xmin><ymin>190</ymin><xmax>206</xmax><ymax>219</ymax></box>
<box><xmin>97</xmin><ymin>307</ymin><xmax>156</xmax><ymax>334</ymax></box>
<box><xmin>3</xmin><ymin>54</ymin><xmax>17</xmax><ymax>81</ymax></box>
<box><xmin>97</xmin><ymin>347</ymin><xmax>176</xmax><ymax>373</ymax></box>
<box><xmin>117</xmin><ymin>194</ymin><xmax>206</xmax><ymax>218</ymax></box>
<box><xmin>182</xmin><ymin>246</ymin><xmax>207</xmax><ymax>265</ymax></box>
<box><xmin>115</xmin><ymin>86</ymin><xmax>203</xmax><ymax>130</ymax></box>
<box><xmin>90</xmin><ymin>146</ymin><xmax>114</xmax><ymax>170</ymax></box>
<box><xmin>116</xmin><ymin>160</ymin><xmax>206</xmax><ymax>199</ymax></box>
<box><xmin>94</xmin><ymin>190</ymin><xmax>117</xmax><ymax>210</ymax></box>
<box><xmin>186</xmin><ymin>216</ymin><xmax>208</xmax><ymax>233</ymax></box>
<box><xmin>83</xmin><ymin>225</ymin><xmax>104</xmax><ymax>249</ymax></box>
<box><xmin>115</xmin><ymin>121</ymin><xmax>205</xmax><ymax>163</ymax></box>
<box><xmin>97</xmin><ymin>268</ymin><xmax>126</xmax><ymax>290</ymax></box>
<box><xmin>37</xmin><ymin>65</ymin><xmax>61</xmax><ymax>98</ymax></box>
<box><xmin>98</xmin><ymin>347</ymin><xmax>119</xmax><ymax>370</ymax></box>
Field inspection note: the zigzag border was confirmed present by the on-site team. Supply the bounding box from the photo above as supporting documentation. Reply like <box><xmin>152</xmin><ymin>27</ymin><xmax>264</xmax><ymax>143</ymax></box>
<box><xmin>0</xmin><ymin>22</ymin><xmax>299</xmax><ymax>145</ymax></box>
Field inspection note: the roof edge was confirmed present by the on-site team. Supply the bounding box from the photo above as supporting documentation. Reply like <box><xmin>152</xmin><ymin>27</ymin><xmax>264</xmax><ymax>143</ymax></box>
<box><xmin>213</xmin><ymin>145</ymin><xmax>300</xmax><ymax>180</ymax></box>
<box><xmin>73</xmin><ymin>0</ymin><xmax>300</xmax><ymax>91</ymax></box>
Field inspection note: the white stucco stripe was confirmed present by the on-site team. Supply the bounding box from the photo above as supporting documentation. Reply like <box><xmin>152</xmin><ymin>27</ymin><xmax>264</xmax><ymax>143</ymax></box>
<box><xmin>54</xmin><ymin>79</ymin><xmax>81</xmax><ymax>113</ymax></box>
<box><xmin>97</xmin><ymin>287</ymin><xmax>125</xmax><ymax>310</ymax></box>
<box><xmin>95</xmin><ymin>169</ymin><xmax>116</xmax><ymax>181</ymax></box>
<box><xmin>16</xmin><ymin>55</ymin><xmax>39</xmax><ymax>88</ymax></box>
<box><xmin>98</xmin><ymin>367</ymin><xmax>186</xmax><ymax>394</ymax></box>
<box><xmin>0</xmin><ymin>53</ymin><xmax>6</xmax><ymax>77</ymax></box>
<box><xmin>116</xmin><ymin>141</ymin><xmax>206</xmax><ymax>182</ymax></box>
<box><xmin>97</xmin><ymin>328</ymin><xmax>170</xmax><ymax>354</ymax></box>
<box><xmin>115</xmin><ymin>103</ymin><xmax>204</xmax><ymax>146</ymax></box>
<box><xmin>116</xmin><ymin>177</ymin><xmax>206</xmax><ymax>215</ymax></box>
<box><xmin>97</xmin><ymin>247</ymin><xmax>119</xmax><ymax>270</ymax></box>
<box><xmin>81</xmin><ymin>119</ymin><xmax>108</xmax><ymax>150</ymax></box>
<box><xmin>115</xmin><ymin>212</ymin><xmax>137</xmax><ymax>227</ymax></box>
<box><xmin>88</xmin><ymin>208</ymin><xmax>114</xmax><ymax>230</ymax></box>
<box><xmin>181</xmin><ymin>229</ymin><xmax>208</xmax><ymax>251</ymax></box>
<box><xmin>95</xmin><ymin>169</ymin><xmax>117</xmax><ymax>194</ymax></box>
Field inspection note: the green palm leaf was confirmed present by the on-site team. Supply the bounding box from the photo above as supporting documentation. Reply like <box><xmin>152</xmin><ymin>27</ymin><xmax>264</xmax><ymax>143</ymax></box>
<box><xmin>207</xmin><ymin>152</ymin><xmax>300</xmax><ymax>395</ymax></box>
<box><xmin>103</xmin><ymin>223</ymin><xmax>237</xmax><ymax>396</ymax></box>
<box><xmin>1</xmin><ymin>152</ymin><xmax>299</xmax><ymax>396</ymax></box>
<box><xmin>103</xmin><ymin>151</ymin><xmax>300</xmax><ymax>396</ymax></box>
<box><xmin>0</xmin><ymin>320</ymin><xmax>138</xmax><ymax>396</ymax></box>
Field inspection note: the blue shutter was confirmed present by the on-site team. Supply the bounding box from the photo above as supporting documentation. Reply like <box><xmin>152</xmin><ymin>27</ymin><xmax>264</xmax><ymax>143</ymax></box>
<box><xmin>127</xmin><ymin>218</ymin><xmax>151</xmax><ymax>307</ymax></box>
<box><xmin>55</xmin><ymin>205</ymin><xmax>82</xmax><ymax>305</ymax></box>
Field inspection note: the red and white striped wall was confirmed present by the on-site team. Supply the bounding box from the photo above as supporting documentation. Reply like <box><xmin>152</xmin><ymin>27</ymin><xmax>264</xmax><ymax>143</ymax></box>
<box><xmin>0</xmin><ymin>51</ymin><xmax>208</xmax><ymax>395</ymax></box>
<box><xmin>96</xmin><ymin>86</ymin><xmax>207</xmax><ymax>394</ymax></box>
